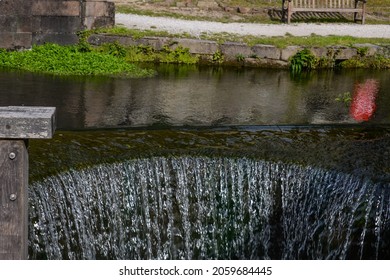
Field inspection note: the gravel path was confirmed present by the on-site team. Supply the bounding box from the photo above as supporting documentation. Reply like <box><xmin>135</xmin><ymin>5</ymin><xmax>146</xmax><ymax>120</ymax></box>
<box><xmin>116</xmin><ymin>13</ymin><xmax>390</xmax><ymax>38</ymax></box>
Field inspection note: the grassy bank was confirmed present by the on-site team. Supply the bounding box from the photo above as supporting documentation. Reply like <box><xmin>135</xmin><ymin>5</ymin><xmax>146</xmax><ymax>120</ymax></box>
<box><xmin>0</xmin><ymin>43</ymin><xmax>155</xmax><ymax>77</ymax></box>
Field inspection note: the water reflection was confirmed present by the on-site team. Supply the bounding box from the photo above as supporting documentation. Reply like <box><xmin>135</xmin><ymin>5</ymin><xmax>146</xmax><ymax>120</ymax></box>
<box><xmin>0</xmin><ymin>67</ymin><xmax>390</xmax><ymax>129</ymax></box>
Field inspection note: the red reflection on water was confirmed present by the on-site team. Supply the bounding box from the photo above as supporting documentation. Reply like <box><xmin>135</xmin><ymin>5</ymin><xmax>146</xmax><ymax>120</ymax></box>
<box><xmin>350</xmin><ymin>79</ymin><xmax>379</xmax><ymax>122</ymax></box>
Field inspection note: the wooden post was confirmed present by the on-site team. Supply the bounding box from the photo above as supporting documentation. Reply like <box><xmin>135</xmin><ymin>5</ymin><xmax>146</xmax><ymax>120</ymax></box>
<box><xmin>0</xmin><ymin>106</ymin><xmax>56</xmax><ymax>260</ymax></box>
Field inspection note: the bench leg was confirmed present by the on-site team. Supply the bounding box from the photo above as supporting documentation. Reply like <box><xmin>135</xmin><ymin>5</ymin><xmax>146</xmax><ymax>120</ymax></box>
<box><xmin>287</xmin><ymin>1</ymin><xmax>293</xmax><ymax>24</ymax></box>
<box><xmin>361</xmin><ymin>2</ymin><xmax>366</xmax><ymax>24</ymax></box>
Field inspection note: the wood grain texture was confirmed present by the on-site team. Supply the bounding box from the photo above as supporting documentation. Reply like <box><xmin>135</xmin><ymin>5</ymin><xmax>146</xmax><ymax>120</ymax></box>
<box><xmin>0</xmin><ymin>140</ymin><xmax>28</xmax><ymax>259</ymax></box>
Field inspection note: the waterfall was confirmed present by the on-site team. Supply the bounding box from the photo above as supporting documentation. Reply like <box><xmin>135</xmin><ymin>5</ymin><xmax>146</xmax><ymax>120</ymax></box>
<box><xmin>28</xmin><ymin>156</ymin><xmax>390</xmax><ymax>260</ymax></box>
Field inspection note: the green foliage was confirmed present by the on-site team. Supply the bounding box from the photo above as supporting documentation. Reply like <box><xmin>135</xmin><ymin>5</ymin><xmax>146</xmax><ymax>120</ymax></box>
<box><xmin>211</xmin><ymin>50</ymin><xmax>224</xmax><ymax>64</ymax></box>
<box><xmin>159</xmin><ymin>45</ymin><xmax>199</xmax><ymax>64</ymax></box>
<box><xmin>124</xmin><ymin>44</ymin><xmax>199</xmax><ymax>64</ymax></box>
<box><xmin>235</xmin><ymin>53</ymin><xmax>246</xmax><ymax>62</ymax></box>
<box><xmin>289</xmin><ymin>49</ymin><xmax>317</xmax><ymax>73</ymax></box>
<box><xmin>340</xmin><ymin>54</ymin><xmax>390</xmax><ymax>69</ymax></box>
<box><xmin>0</xmin><ymin>43</ymin><xmax>155</xmax><ymax>77</ymax></box>
<box><xmin>98</xmin><ymin>41</ymin><xmax>127</xmax><ymax>58</ymax></box>
<box><xmin>356</xmin><ymin>47</ymin><xmax>369</xmax><ymax>57</ymax></box>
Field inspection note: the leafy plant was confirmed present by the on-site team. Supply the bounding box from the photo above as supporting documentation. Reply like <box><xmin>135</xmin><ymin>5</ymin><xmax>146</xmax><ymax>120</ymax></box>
<box><xmin>158</xmin><ymin>45</ymin><xmax>198</xmax><ymax>64</ymax></box>
<box><xmin>99</xmin><ymin>41</ymin><xmax>127</xmax><ymax>58</ymax></box>
<box><xmin>236</xmin><ymin>53</ymin><xmax>246</xmax><ymax>62</ymax></box>
<box><xmin>211</xmin><ymin>50</ymin><xmax>224</xmax><ymax>64</ymax></box>
<box><xmin>289</xmin><ymin>49</ymin><xmax>317</xmax><ymax>73</ymax></box>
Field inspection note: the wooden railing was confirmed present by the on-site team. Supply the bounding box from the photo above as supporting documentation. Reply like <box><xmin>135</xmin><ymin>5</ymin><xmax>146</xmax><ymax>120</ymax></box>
<box><xmin>0</xmin><ymin>106</ymin><xmax>55</xmax><ymax>259</ymax></box>
<box><xmin>282</xmin><ymin>0</ymin><xmax>367</xmax><ymax>24</ymax></box>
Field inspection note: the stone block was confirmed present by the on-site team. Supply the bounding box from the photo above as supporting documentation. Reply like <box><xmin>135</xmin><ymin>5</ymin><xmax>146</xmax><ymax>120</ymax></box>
<box><xmin>88</xmin><ymin>34</ymin><xmax>122</xmax><ymax>45</ymax></box>
<box><xmin>32</xmin><ymin>1</ymin><xmax>81</xmax><ymax>17</ymax></box>
<box><xmin>37</xmin><ymin>16</ymin><xmax>82</xmax><ymax>33</ymax></box>
<box><xmin>0</xmin><ymin>16</ymin><xmax>32</xmax><ymax>33</ymax></box>
<box><xmin>85</xmin><ymin>2</ymin><xmax>113</xmax><ymax>17</ymax></box>
<box><xmin>375</xmin><ymin>45</ymin><xmax>390</xmax><ymax>57</ymax></box>
<box><xmin>173</xmin><ymin>38</ymin><xmax>218</xmax><ymax>55</ymax></box>
<box><xmin>16</xmin><ymin>16</ymin><xmax>33</xmax><ymax>33</ymax></box>
<box><xmin>84</xmin><ymin>16</ymin><xmax>115</xmax><ymax>29</ymax></box>
<box><xmin>331</xmin><ymin>46</ymin><xmax>357</xmax><ymax>60</ymax></box>
<box><xmin>0</xmin><ymin>16</ymin><xmax>17</xmax><ymax>32</ymax></box>
<box><xmin>0</xmin><ymin>0</ymin><xmax>31</xmax><ymax>16</ymax></box>
<box><xmin>353</xmin><ymin>43</ymin><xmax>382</xmax><ymax>56</ymax></box>
<box><xmin>245</xmin><ymin>57</ymin><xmax>288</xmax><ymax>68</ymax></box>
<box><xmin>309</xmin><ymin>47</ymin><xmax>329</xmax><ymax>58</ymax></box>
<box><xmin>220</xmin><ymin>42</ymin><xmax>252</xmax><ymax>58</ymax></box>
<box><xmin>138</xmin><ymin>37</ymin><xmax>172</xmax><ymax>50</ymax></box>
<box><xmin>0</xmin><ymin>32</ymin><xmax>32</xmax><ymax>50</ymax></box>
<box><xmin>251</xmin><ymin>44</ymin><xmax>280</xmax><ymax>60</ymax></box>
<box><xmin>197</xmin><ymin>0</ymin><xmax>220</xmax><ymax>10</ymax></box>
<box><xmin>32</xmin><ymin>33</ymin><xmax>79</xmax><ymax>46</ymax></box>
<box><xmin>280</xmin><ymin>46</ymin><xmax>303</xmax><ymax>61</ymax></box>
<box><xmin>0</xmin><ymin>32</ymin><xmax>14</xmax><ymax>48</ymax></box>
<box><xmin>87</xmin><ymin>34</ymin><xmax>171</xmax><ymax>51</ymax></box>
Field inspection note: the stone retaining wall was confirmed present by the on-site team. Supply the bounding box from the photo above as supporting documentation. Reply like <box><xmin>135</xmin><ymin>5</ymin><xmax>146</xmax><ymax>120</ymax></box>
<box><xmin>88</xmin><ymin>34</ymin><xmax>390</xmax><ymax>68</ymax></box>
<box><xmin>0</xmin><ymin>0</ymin><xmax>115</xmax><ymax>50</ymax></box>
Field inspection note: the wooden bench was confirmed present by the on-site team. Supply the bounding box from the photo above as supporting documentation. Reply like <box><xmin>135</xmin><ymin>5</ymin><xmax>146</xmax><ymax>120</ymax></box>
<box><xmin>282</xmin><ymin>0</ymin><xmax>367</xmax><ymax>24</ymax></box>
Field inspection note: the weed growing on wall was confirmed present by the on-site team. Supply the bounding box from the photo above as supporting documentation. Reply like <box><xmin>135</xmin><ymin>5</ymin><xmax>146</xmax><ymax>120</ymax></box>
<box><xmin>289</xmin><ymin>49</ymin><xmax>317</xmax><ymax>73</ymax></box>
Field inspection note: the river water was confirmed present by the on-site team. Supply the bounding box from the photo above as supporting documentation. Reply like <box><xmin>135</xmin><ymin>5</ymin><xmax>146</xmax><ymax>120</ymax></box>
<box><xmin>1</xmin><ymin>66</ymin><xmax>390</xmax><ymax>259</ymax></box>
<box><xmin>1</xmin><ymin>66</ymin><xmax>390</xmax><ymax>129</ymax></box>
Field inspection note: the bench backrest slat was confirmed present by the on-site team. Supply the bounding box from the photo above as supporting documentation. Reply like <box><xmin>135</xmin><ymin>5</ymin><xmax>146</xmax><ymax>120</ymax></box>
<box><xmin>291</xmin><ymin>0</ymin><xmax>356</xmax><ymax>8</ymax></box>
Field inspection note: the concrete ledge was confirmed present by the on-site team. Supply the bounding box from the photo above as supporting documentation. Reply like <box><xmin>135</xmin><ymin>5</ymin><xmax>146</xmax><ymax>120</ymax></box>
<box><xmin>252</xmin><ymin>44</ymin><xmax>281</xmax><ymax>60</ymax></box>
<box><xmin>220</xmin><ymin>42</ymin><xmax>253</xmax><ymax>59</ymax></box>
<box><xmin>173</xmin><ymin>38</ymin><xmax>219</xmax><ymax>54</ymax></box>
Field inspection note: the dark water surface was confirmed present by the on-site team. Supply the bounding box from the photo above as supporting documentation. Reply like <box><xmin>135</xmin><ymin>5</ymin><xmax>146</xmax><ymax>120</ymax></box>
<box><xmin>1</xmin><ymin>66</ymin><xmax>390</xmax><ymax>129</ymax></box>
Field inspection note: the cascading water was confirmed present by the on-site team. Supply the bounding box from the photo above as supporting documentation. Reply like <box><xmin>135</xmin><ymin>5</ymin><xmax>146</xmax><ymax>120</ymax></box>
<box><xmin>28</xmin><ymin>156</ymin><xmax>390</xmax><ymax>260</ymax></box>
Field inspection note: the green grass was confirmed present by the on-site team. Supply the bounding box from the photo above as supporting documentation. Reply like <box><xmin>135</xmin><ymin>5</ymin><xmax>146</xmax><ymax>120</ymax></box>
<box><xmin>242</xmin><ymin>34</ymin><xmax>390</xmax><ymax>48</ymax></box>
<box><xmin>96</xmin><ymin>26</ymin><xmax>189</xmax><ymax>39</ymax></box>
<box><xmin>97</xmin><ymin>26</ymin><xmax>390</xmax><ymax>49</ymax></box>
<box><xmin>0</xmin><ymin>43</ymin><xmax>155</xmax><ymax>77</ymax></box>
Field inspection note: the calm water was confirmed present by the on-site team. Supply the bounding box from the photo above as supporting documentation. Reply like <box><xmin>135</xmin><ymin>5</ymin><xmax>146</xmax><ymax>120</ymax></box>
<box><xmin>1</xmin><ymin>66</ymin><xmax>390</xmax><ymax>259</ymax></box>
<box><xmin>1</xmin><ymin>66</ymin><xmax>390</xmax><ymax>129</ymax></box>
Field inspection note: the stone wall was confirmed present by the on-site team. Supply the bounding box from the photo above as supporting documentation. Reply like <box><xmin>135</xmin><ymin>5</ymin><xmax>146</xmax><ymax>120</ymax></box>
<box><xmin>0</xmin><ymin>0</ymin><xmax>115</xmax><ymax>50</ymax></box>
<box><xmin>88</xmin><ymin>34</ymin><xmax>390</xmax><ymax>68</ymax></box>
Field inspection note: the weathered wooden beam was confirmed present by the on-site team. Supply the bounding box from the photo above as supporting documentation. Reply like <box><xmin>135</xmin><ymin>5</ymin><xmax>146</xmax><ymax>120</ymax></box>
<box><xmin>0</xmin><ymin>106</ymin><xmax>56</xmax><ymax>139</ymax></box>
<box><xmin>0</xmin><ymin>106</ymin><xmax>56</xmax><ymax>260</ymax></box>
<box><xmin>0</xmin><ymin>140</ymin><xmax>28</xmax><ymax>259</ymax></box>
